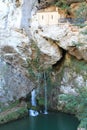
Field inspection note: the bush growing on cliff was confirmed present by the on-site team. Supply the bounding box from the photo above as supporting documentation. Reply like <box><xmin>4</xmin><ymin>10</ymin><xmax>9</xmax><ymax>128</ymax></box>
<box><xmin>55</xmin><ymin>0</ymin><xmax>69</xmax><ymax>9</ymax></box>
<box><xmin>0</xmin><ymin>107</ymin><xmax>28</xmax><ymax>124</ymax></box>
<box><xmin>75</xmin><ymin>3</ymin><xmax>87</xmax><ymax>21</ymax></box>
<box><xmin>54</xmin><ymin>1</ymin><xmax>87</xmax><ymax>27</ymax></box>
<box><xmin>59</xmin><ymin>87</ymin><xmax>87</xmax><ymax>129</ymax></box>
<box><xmin>80</xmin><ymin>29</ymin><xmax>87</xmax><ymax>35</ymax></box>
<box><xmin>73</xmin><ymin>2</ymin><xmax>87</xmax><ymax>27</ymax></box>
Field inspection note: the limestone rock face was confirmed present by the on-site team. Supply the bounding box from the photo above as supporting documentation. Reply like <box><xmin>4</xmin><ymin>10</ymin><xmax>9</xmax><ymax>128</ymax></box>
<box><xmin>0</xmin><ymin>0</ymin><xmax>62</xmax><ymax>107</ymax></box>
<box><xmin>31</xmin><ymin>30</ymin><xmax>62</xmax><ymax>65</ymax></box>
<box><xmin>31</xmin><ymin>14</ymin><xmax>87</xmax><ymax>61</ymax></box>
<box><xmin>0</xmin><ymin>0</ymin><xmax>87</xmax><ymax>113</ymax></box>
<box><xmin>0</xmin><ymin>0</ymin><xmax>34</xmax><ymax>107</ymax></box>
<box><xmin>39</xmin><ymin>54</ymin><xmax>87</xmax><ymax>111</ymax></box>
<box><xmin>0</xmin><ymin>59</ymin><xmax>34</xmax><ymax>106</ymax></box>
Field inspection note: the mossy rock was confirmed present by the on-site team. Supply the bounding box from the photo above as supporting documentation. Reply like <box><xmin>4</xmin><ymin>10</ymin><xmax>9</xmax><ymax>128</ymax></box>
<box><xmin>37</xmin><ymin>97</ymin><xmax>45</xmax><ymax>106</ymax></box>
<box><xmin>0</xmin><ymin>107</ymin><xmax>28</xmax><ymax>125</ymax></box>
<box><xmin>0</xmin><ymin>100</ymin><xmax>19</xmax><ymax>112</ymax></box>
<box><xmin>26</xmin><ymin>102</ymin><xmax>31</xmax><ymax>109</ymax></box>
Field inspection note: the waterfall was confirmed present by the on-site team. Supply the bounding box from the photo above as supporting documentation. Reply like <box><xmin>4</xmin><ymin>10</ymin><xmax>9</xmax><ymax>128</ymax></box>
<box><xmin>29</xmin><ymin>72</ymin><xmax>48</xmax><ymax>116</ymax></box>
<box><xmin>44</xmin><ymin>72</ymin><xmax>48</xmax><ymax>114</ymax></box>
<box><xmin>31</xmin><ymin>89</ymin><xmax>36</xmax><ymax>106</ymax></box>
<box><xmin>29</xmin><ymin>89</ymin><xmax>39</xmax><ymax>116</ymax></box>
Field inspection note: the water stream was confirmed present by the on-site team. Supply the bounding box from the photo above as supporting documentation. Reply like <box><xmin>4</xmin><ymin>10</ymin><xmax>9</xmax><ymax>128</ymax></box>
<box><xmin>29</xmin><ymin>89</ymin><xmax>39</xmax><ymax>116</ymax></box>
<box><xmin>31</xmin><ymin>89</ymin><xmax>36</xmax><ymax>106</ymax></box>
<box><xmin>44</xmin><ymin>72</ymin><xmax>48</xmax><ymax>114</ymax></box>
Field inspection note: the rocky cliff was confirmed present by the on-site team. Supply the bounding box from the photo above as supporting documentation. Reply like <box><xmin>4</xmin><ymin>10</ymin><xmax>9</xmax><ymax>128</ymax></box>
<box><xmin>0</xmin><ymin>0</ymin><xmax>87</xmax><ymax>126</ymax></box>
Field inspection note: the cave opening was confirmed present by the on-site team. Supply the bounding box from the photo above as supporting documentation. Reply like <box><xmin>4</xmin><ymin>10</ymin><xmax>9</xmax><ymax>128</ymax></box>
<box><xmin>38</xmin><ymin>0</ymin><xmax>40</xmax><ymax>3</ymax></box>
<box><xmin>52</xmin><ymin>48</ymin><xmax>66</xmax><ymax>71</ymax></box>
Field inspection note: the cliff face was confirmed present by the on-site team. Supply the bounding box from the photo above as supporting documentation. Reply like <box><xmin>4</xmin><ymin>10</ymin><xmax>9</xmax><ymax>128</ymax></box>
<box><xmin>0</xmin><ymin>0</ymin><xmax>87</xmax><ymax>117</ymax></box>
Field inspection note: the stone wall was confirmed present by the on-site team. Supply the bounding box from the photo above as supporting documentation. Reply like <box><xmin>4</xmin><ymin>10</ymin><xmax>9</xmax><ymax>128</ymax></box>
<box><xmin>37</xmin><ymin>11</ymin><xmax>60</xmax><ymax>26</ymax></box>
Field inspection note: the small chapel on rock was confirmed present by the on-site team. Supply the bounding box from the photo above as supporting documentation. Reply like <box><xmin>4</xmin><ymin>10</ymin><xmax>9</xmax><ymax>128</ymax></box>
<box><xmin>37</xmin><ymin>6</ymin><xmax>60</xmax><ymax>26</ymax></box>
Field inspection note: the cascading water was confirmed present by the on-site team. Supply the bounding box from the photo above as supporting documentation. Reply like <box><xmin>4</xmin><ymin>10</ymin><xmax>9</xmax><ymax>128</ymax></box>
<box><xmin>29</xmin><ymin>89</ymin><xmax>39</xmax><ymax>116</ymax></box>
<box><xmin>29</xmin><ymin>72</ymin><xmax>48</xmax><ymax>116</ymax></box>
<box><xmin>44</xmin><ymin>72</ymin><xmax>48</xmax><ymax>114</ymax></box>
<box><xmin>31</xmin><ymin>89</ymin><xmax>36</xmax><ymax>106</ymax></box>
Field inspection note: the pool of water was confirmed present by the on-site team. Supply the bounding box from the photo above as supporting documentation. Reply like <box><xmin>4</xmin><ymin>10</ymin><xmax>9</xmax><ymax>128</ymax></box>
<box><xmin>0</xmin><ymin>112</ymin><xmax>79</xmax><ymax>130</ymax></box>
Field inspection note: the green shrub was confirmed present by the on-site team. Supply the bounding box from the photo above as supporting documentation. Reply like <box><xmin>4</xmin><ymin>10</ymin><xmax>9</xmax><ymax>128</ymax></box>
<box><xmin>0</xmin><ymin>107</ymin><xmax>28</xmax><ymax>124</ymax></box>
<box><xmin>80</xmin><ymin>29</ymin><xmax>87</xmax><ymax>35</ymax></box>
<box><xmin>54</xmin><ymin>0</ymin><xmax>69</xmax><ymax>9</ymax></box>
<box><xmin>75</xmin><ymin>3</ymin><xmax>87</xmax><ymax>21</ymax></box>
<box><xmin>59</xmin><ymin>87</ymin><xmax>87</xmax><ymax>129</ymax></box>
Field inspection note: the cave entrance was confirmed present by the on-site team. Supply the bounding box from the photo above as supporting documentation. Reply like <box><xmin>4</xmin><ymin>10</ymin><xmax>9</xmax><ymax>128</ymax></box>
<box><xmin>38</xmin><ymin>0</ymin><xmax>40</xmax><ymax>3</ymax></box>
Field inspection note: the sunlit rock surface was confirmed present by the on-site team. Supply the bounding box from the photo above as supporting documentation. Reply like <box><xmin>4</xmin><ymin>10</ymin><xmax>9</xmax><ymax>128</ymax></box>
<box><xmin>0</xmin><ymin>59</ymin><xmax>34</xmax><ymax>105</ymax></box>
<box><xmin>31</xmin><ymin>13</ymin><xmax>87</xmax><ymax>61</ymax></box>
<box><xmin>0</xmin><ymin>0</ymin><xmax>87</xmax><ymax>113</ymax></box>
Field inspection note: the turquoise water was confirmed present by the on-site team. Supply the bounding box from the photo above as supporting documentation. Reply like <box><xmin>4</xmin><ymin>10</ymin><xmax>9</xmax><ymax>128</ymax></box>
<box><xmin>0</xmin><ymin>112</ymin><xmax>79</xmax><ymax>130</ymax></box>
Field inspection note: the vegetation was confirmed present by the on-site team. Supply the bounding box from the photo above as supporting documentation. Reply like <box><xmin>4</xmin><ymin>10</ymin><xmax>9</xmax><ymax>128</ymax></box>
<box><xmin>0</xmin><ymin>100</ymin><xmax>19</xmax><ymax>112</ymax></box>
<box><xmin>58</xmin><ymin>55</ymin><xmax>87</xmax><ymax>128</ymax></box>
<box><xmin>72</xmin><ymin>41</ymin><xmax>83</xmax><ymax>48</ymax></box>
<box><xmin>54</xmin><ymin>0</ymin><xmax>87</xmax><ymax>28</ymax></box>
<box><xmin>26</xmin><ymin>42</ymin><xmax>52</xmax><ymax>83</ymax></box>
<box><xmin>0</xmin><ymin>100</ymin><xmax>28</xmax><ymax>124</ymax></box>
<box><xmin>72</xmin><ymin>2</ymin><xmax>87</xmax><ymax>27</ymax></box>
<box><xmin>26</xmin><ymin>43</ymin><xmax>63</xmax><ymax>108</ymax></box>
<box><xmin>75</xmin><ymin>3</ymin><xmax>87</xmax><ymax>21</ymax></box>
<box><xmin>55</xmin><ymin>0</ymin><xmax>69</xmax><ymax>10</ymax></box>
<box><xmin>70</xmin><ymin>57</ymin><xmax>87</xmax><ymax>74</ymax></box>
<box><xmin>59</xmin><ymin>87</ymin><xmax>87</xmax><ymax>129</ymax></box>
<box><xmin>27</xmin><ymin>43</ymin><xmax>44</xmax><ymax>82</ymax></box>
<box><xmin>0</xmin><ymin>107</ymin><xmax>28</xmax><ymax>124</ymax></box>
<box><xmin>80</xmin><ymin>29</ymin><xmax>87</xmax><ymax>35</ymax></box>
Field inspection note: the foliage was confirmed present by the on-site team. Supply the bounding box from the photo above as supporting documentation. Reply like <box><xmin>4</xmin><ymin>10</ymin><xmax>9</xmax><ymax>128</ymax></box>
<box><xmin>73</xmin><ymin>2</ymin><xmax>87</xmax><ymax>27</ymax></box>
<box><xmin>27</xmin><ymin>43</ymin><xmax>62</xmax><ymax>108</ymax></box>
<box><xmin>75</xmin><ymin>3</ymin><xmax>87</xmax><ymax>21</ymax></box>
<box><xmin>73</xmin><ymin>22</ymin><xmax>87</xmax><ymax>28</ymax></box>
<box><xmin>0</xmin><ymin>100</ymin><xmax>19</xmax><ymax>112</ymax></box>
<box><xmin>72</xmin><ymin>41</ymin><xmax>83</xmax><ymax>47</ymax></box>
<box><xmin>80</xmin><ymin>29</ymin><xmax>87</xmax><ymax>35</ymax></box>
<box><xmin>0</xmin><ymin>107</ymin><xmax>28</xmax><ymax>124</ymax></box>
<box><xmin>27</xmin><ymin>42</ymin><xmax>52</xmax><ymax>82</ymax></box>
<box><xmin>27</xmin><ymin>43</ymin><xmax>41</xmax><ymax>81</ymax></box>
<box><xmin>59</xmin><ymin>87</ymin><xmax>87</xmax><ymax>128</ymax></box>
<box><xmin>37</xmin><ymin>97</ymin><xmax>44</xmax><ymax>106</ymax></box>
<box><xmin>55</xmin><ymin>0</ymin><xmax>69</xmax><ymax>10</ymax></box>
<box><xmin>68</xmin><ymin>56</ymin><xmax>87</xmax><ymax>74</ymax></box>
<box><xmin>54</xmin><ymin>1</ymin><xmax>87</xmax><ymax>28</ymax></box>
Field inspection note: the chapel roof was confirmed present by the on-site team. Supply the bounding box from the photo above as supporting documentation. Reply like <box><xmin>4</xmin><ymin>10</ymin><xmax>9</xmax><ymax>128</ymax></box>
<box><xmin>37</xmin><ymin>6</ymin><xmax>58</xmax><ymax>13</ymax></box>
